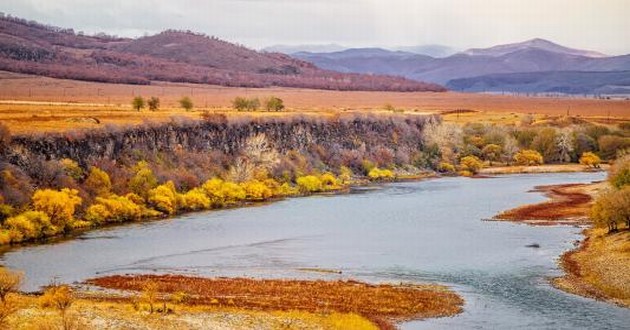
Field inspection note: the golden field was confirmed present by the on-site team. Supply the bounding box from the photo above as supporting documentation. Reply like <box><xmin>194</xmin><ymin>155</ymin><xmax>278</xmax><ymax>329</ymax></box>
<box><xmin>1</xmin><ymin>71</ymin><xmax>629</xmax><ymax>134</ymax></box>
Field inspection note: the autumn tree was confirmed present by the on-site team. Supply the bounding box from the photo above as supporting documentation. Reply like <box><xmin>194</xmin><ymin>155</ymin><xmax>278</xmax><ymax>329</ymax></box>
<box><xmin>132</xmin><ymin>96</ymin><xmax>145</xmax><ymax>111</ymax></box>
<box><xmin>367</xmin><ymin>168</ymin><xmax>395</xmax><ymax>181</ymax></box>
<box><xmin>148</xmin><ymin>181</ymin><xmax>181</xmax><ymax>215</ymax></box>
<box><xmin>32</xmin><ymin>188</ymin><xmax>82</xmax><ymax>230</ymax></box>
<box><xmin>128</xmin><ymin>161</ymin><xmax>158</xmax><ymax>198</ymax></box>
<box><xmin>591</xmin><ymin>187</ymin><xmax>630</xmax><ymax>232</ymax></box>
<box><xmin>179</xmin><ymin>96</ymin><xmax>193</xmax><ymax>111</ymax></box>
<box><xmin>514</xmin><ymin>149</ymin><xmax>544</xmax><ymax>166</ymax></box>
<box><xmin>84</xmin><ymin>167</ymin><xmax>112</xmax><ymax>197</ymax></box>
<box><xmin>181</xmin><ymin>188</ymin><xmax>211</xmax><ymax>211</ymax></box>
<box><xmin>296</xmin><ymin>175</ymin><xmax>323</xmax><ymax>193</ymax></box>
<box><xmin>0</xmin><ymin>267</ymin><xmax>22</xmax><ymax>325</ymax></box>
<box><xmin>459</xmin><ymin>155</ymin><xmax>483</xmax><ymax>174</ymax></box>
<box><xmin>579</xmin><ymin>152</ymin><xmax>601</xmax><ymax>168</ymax></box>
<box><xmin>265</xmin><ymin>96</ymin><xmax>284</xmax><ymax>111</ymax></box>
<box><xmin>40</xmin><ymin>284</ymin><xmax>75</xmax><ymax>327</ymax></box>
<box><xmin>147</xmin><ymin>97</ymin><xmax>160</xmax><ymax>111</ymax></box>
<box><xmin>232</xmin><ymin>97</ymin><xmax>260</xmax><ymax>111</ymax></box>
<box><xmin>481</xmin><ymin>144</ymin><xmax>502</xmax><ymax>166</ymax></box>
<box><xmin>610</xmin><ymin>155</ymin><xmax>630</xmax><ymax>189</ymax></box>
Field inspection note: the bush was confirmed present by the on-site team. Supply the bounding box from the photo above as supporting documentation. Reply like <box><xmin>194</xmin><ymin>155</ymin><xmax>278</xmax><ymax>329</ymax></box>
<box><xmin>201</xmin><ymin>178</ymin><xmax>246</xmax><ymax>207</ymax></box>
<box><xmin>319</xmin><ymin>172</ymin><xmax>339</xmax><ymax>189</ymax></box>
<box><xmin>181</xmin><ymin>188</ymin><xmax>211</xmax><ymax>211</ymax></box>
<box><xmin>438</xmin><ymin>162</ymin><xmax>456</xmax><ymax>173</ymax></box>
<box><xmin>147</xmin><ymin>97</ymin><xmax>160</xmax><ymax>111</ymax></box>
<box><xmin>513</xmin><ymin>149</ymin><xmax>544</xmax><ymax>166</ymax></box>
<box><xmin>85</xmin><ymin>194</ymin><xmax>150</xmax><ymax>223</ymax></box>
<box><xmin>240</xmin><ymin>180</ymin><xmax>273</xmax><ymax>200</ymax></box>
<box><xmin>179</xmin><ymin>96</ymin><xmax>193</xmax><ymax>111</ymax></box>
<box><xmin>84</xmin><ymin>167</ymin><xmax>112</xmax><ymax>197</ymax></box>
<box><xmin>459</xmin><ymin>155</ymin><xmax>483</xmax><ymax>174</ymax></box>
<box><xmin>32</xmin><ymin>188</ymin><xmax>82</xmax><ymax>230</ymax></box>
<box><xmin>367</xmin><ymin>168</ymin><xmax>395</xmax><ymax>181</ymax></box>
<box><xmin>265</xmin><ymin>96</ymin><xmax>285</xmax><ymax>111</ymax></box>
<box><xmin>148</xmin><ymin>181</ymin><xmax>181</xmax><ymax>215</ymax></box>
<box><xmin>232</xmin><ymin>97</ymin><xmax>260</xmax><ymax>111</ymax></box>
<box><xmin>579</xmin><ymin>152</ymin><xmax>601</xmax><ymax>168</ymax></box>
<box><xmin>4</xmin><ymin>211</ymin><xmax>57</xmax><ymax>241</ymax></box>
<box><xmin>132</xmin><ymin>96</ymin><xmax>145</xmax><ymax>111</ymax></box>
<box><xmin>128</xmin><ymin>161</ymin><xmax>158</xmax><ymax>198</ymax></box>
<box><xmin>610</xmin><ymin>156</ymin><xmax>630</xmax><ymax>189</ymax></box>
<box><xmin>591</xmin><ymin>187</ymin><xmax>630</xmax><ymax>232</ymax></box>
<box><xmin>296</xmin><ymin>175</ymin><xmax>324</xmax><ymax>193</ymax></box>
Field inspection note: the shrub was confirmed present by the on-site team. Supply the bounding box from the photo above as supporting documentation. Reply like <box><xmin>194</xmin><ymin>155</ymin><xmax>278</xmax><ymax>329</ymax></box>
<box><xmin>60</xmin><ymin>159</ymin><xmax>83</xmax><ymax>181</ymax></box>
<box><xmin>147</xmin><ymin>97</ymin><xmax>160</xmax><ymax>111</ymax></box>
<box><xmin>0</xmin><ymin>268</ymin><xmax>22</xmax><ymax>303</ymax></box>
<box><xmin>368</xmin><ymin>168</ymin><xmax>395</xmax><ymax>181</ymax></box>
<box><xmin>232</xmin><ymin>97</ymin><xmax>260</xmax><ymax>111</ymax></box>
<box><xmin>265</xmin><ymin>96</ymin><xmax>285</xmax><ymax>111</ymax></box>
<box><xmin>240</xmin><ymin>180</ymin><xmax>273</xmax><ymax>200</ymax></box>
<box><xmin>84</xmin><ymin>167</ymin><xmax>112</xmax><ymax>197</ymax></box>
<box><xmin>181</xmin><ymin>188</ymin><xmax>211</xmax><ymax>211</ymax></box>
<box><xmin>148</xmin><ymin>181</ymin><xmax>181</xmax><ymax>215</ymax></box>
<box><xmin>85</xmin><ymin>194</ymin><xmax>149</xmax><ymax>223</ymax></box>
<box><xmin>4</xmin><ymin>211</ymin><xmax>57</xmax><ymax>241</ymax></box>
<box><xmin>201</xmin><ymin>178</ymin><xmax>246</xmax><ymax>207</ymax></box>
<box><xmin>179</xmin><ymin>96</ymin><xmax>193</xmax><ymax>111</ymax></box>
<box><xmin>338</xmin><ymin>166</ymin><xmax>353</xmax><ymax>184</ymax></box>
<box><xmin>296</xmin><ymin>175</ymin><xmax>324</xmax><ymax>193</ymax></box>
<box><xmin>599</xmin><ymin>135</ymin><xmax>630</xmax><ymax>160</ymax></box>
<box><xmin>438</xmin><ymin>162</ymin><xmax>456</xmax><ymax>173</ymax></box>
<box><xmin>132</xmin><ymin>96</ymin><xmax>145</xmax><ymax>111</ymax></box>
<box><xmin>459</xmin><ymin>155</ymin><xmax>483</xmax><ymax>174</ymax></box>
<box><xmin>481</xmin><ymin>144</ymin><xmax>502</xmax><ymax>166</ymax></box>
<box><xmin>513</xmin><ymin>149</ymin><xmax>544</xmax><ymax>166</ymax></box>
<box><xmin>610</xmin><ymin>156</ymin><xmax>630</xmax><ymax>189</ymax></box>
<box><xmin>32</xmin><ymin>188</ymin><xmax>82</xmax><ymax>230</ymax></box>
<box><xmin>579</xmin><ymin>152</ymin><xmax>601</xmax><ymax>168</ymax></box>
<box><xmin>591</xmin><ymin>187</ymin><xmax>630</xmax><ymax>232</ymax></box>
<box><xmin>129</xmin><ymin>161</ymin><xmax>158</xmax><ymax>198</ymax></box>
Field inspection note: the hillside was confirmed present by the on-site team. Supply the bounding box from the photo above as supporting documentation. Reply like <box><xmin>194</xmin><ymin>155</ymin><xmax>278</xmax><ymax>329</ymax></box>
<box><xmin>446</xmin><ymin>71</ymin><xmax>630</xmax><ymax>94</ymax></box>
<box><xmin>294</xmin><ymin>39</ymin><xmax>630</xmax><ymax>93</ymax></box>
<box><xmin>0</xmin><ymin>15</ymin><xmax>443</xmax><ymax>92</ymax></box>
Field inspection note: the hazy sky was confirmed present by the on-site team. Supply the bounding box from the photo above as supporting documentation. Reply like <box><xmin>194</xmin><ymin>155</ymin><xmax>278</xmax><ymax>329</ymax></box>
<box><xmin>2</xmin><ymin>0</ymin><xmax>629</xmax><ymax>55</ymax></box>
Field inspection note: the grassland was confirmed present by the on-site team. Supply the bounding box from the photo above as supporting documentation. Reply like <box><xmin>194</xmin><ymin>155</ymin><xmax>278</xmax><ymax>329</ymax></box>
<box><xmin>1</xmin><ymin>71</ymin><xmax>629</xmax><ymax>134</ymax></box>
<box><xmin>83</xmin><ymin>275</ymin><xmax>463</xmax><ymax>329</ymax></box>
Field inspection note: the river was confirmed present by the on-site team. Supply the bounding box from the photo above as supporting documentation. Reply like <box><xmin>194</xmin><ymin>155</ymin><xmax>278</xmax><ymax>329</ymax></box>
<box><xmin>2</xmin><ymin>172</ymin><xmax>629</xmax><ymax>329</ymax></box>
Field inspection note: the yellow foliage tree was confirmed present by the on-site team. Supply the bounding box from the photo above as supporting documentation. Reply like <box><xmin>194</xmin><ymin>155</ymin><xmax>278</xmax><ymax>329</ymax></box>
<box><xmin>319</xmin><ymin>172</ymin><xmax>339</xmax><ymax>190</ymax></box>
<box><xmin>84</xmin><ymin>167</ymin><xmax>112</xmax><ymax>197</ymax></box>
<box><xmin>4</xmin><ymin>211</ymin><xmax>58</xmax><ymax>242</ymax></box>
<box><xmin>579</xmin><ymin>152</ymin><xmax>601</xmax><ymax>168</ymax></box>
<box><xmin>148</xmin><ymin>181</ymin><xmax>181</xmax><ymax>215</ymax></box>
<box><xmin>459</xmin><ymin>155</ymin><xmax>484</xmax><ymax>174</ymax></box>
<box><xmin>85</xmin><ymin>194</ymin><xmax>152</xmax><ymax>223</ymax></box>
<box><xmin>367</xmin><ymin>168</ymin><xmax>395</xmax><ymax>181</ymax></box>
<box><xmin>513</xmin><ymin>149</ymin><xmax>544</xmax><ymax>166</ymax></box>
<box><xmin>296</xmin><ymin>175</ymin><xmax>324</xmax><ymax>193</ymax></box>
<box><xmin>182</xmin><ymin>188</ymin><xmax>211</xmax><ymax>211</ymax></box>
<box><xmin>338</xmin><ymin>166</ymin><xmax>353</xmax><ymax>185</ymax></box>
<box><xmin>32</xmin><ymin>188</ymin><xmax>82</xmax><ymax>230</ymax></box>
<box><xmin>60</xmin><ymin>159</ymin><xmax>83</xmax><ymax>181</ymax></box>
<box><xmin>201</xmin><ymin>178</ymin><xmax>246</xmax><ymax>207</ymax></box>
<box><xmin>240</xmin><ymin>180</ymin><xmax>273</xmax><ymax>200</ymax></box>
<box><xmin>128</xmin><ymin>161</ymin><xmax>158</xmax><ymax>198</ymax></box>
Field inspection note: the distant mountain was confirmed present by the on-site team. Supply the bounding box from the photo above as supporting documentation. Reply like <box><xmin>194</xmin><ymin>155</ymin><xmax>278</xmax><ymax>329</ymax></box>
<box><xmin>461</xmin><ymin>38</ymin><xmax>608</xmax><ymax>58</ymax></box>
<box><xmin>447</xmin><ymin>71</ymin><xmax>630</xmax><ymax>95</ymax></box>
<box><xmin>394</xmin><ymin>45</ymin><xmax>457</xmax><ymax>58</ymax></box>
<box><xmin>295</xmin><ymin>39</ymin><xmax>630</xmax><ymax>93</ymax></box>
<box><xmin>262</xmin><ymin>44</ymin><xmax>346</xmax><ymax>54</ymax></box>
<box><xmin>0</xmin><ymin>15</ymin><xmax>444</xmax><ymax>92</ymax></box>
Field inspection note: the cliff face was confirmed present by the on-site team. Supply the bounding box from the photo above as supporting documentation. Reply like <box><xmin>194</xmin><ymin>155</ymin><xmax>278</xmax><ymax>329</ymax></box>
<box><xmin>5</xmin><ymin>114</ymin><xmax>435</xmax><ymax>169</ymax></box>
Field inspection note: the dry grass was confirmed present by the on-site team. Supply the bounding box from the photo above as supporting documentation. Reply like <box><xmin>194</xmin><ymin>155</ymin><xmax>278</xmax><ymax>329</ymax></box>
<box><xmin>3</xmin><ymin>294</ymin><xmax>379</xmax><ymax>330</ymax></box>
<box><xmin>86</xmin><ymin>275</ymin><xmax>463</xmax><ymax>329</ymax></box>
<box><xmin>1</xmin><ymin>71</ymin><xmax>628</xmax><ymax>133</ymax></box>
<box><xmin>553</xmin><ymin>228</ymin><xmax>630</xmax><ymax>308</ymax></box>
<box><xmin>479</xmin><ymin>164</ymin><xmax>608</xmax><ymax>175</ymax></box>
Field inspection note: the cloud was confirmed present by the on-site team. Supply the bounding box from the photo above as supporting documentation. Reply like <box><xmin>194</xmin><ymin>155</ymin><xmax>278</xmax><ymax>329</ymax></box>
<box><xmin>1</xmin><ymin>0</ymin><xmax>628</xmax><ymax>54</ymax></box>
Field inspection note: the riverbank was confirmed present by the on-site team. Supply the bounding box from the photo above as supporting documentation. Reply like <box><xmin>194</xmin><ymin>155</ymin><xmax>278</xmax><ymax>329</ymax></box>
<box><xmin>479</xmin><ymin>164</ymin><xmax>608</xmax><ymax>175</ymax></box>
<box><xmin>493</xmin><ymin>179</ymin><xmax>630</xmax><ymax>308</ymax></box>
<box><xmin>493</xmin><ymin>181</ymin><xmax>606</xmax><ymax>226</ymax></box>
<box><xmin>1</xmin><ymin>276</ymin><xmax>463</xmax><ymax>330</ymax></box>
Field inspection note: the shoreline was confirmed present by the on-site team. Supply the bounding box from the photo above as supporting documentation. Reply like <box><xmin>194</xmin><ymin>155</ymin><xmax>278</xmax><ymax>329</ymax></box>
<box><xmin>492</xmin><ymin>178</ymin><xmax>630</xmax><ymax>308</ymax></box>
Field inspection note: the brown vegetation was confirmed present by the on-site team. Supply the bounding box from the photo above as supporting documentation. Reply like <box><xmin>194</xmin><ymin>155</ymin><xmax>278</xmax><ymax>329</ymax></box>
<box><xmin>493</xmin><ymin>183</ymin><xmax>602</xmax><ymax>225</ymax></box>
<box><xmin>553</xmin><ymin>228</ymin><xmax>630</xmax><ymax>307</ymax></box>
<box><xmin>86</xmin><ymin>275</ymin><xmax>464</xmax><ymax>329</ymax></box>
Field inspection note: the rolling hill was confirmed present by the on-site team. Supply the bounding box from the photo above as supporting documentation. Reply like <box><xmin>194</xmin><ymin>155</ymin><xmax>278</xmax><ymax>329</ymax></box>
<box><xmin>0</xmin><ymin>15</ymin><xmax>444</xmax><ymax>92</ymax></box>
<box><xmin>294</xmin><ymin>39</ymin><xmax>630</xmax><ymax>94</ymax></box>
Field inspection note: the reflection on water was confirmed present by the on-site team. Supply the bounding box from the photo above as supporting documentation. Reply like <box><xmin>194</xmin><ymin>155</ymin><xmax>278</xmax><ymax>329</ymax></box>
<box><xmin>2</xmin><ymin>172</ymin><xmax>628</xmax><ymax>329</ymax></box>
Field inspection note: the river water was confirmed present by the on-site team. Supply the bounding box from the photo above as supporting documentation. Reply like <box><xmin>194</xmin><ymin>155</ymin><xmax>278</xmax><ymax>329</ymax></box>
<box><xmin>2</xmin><ymin>172</ymin><xmax>629</xmax><ymax>329</ymax></box>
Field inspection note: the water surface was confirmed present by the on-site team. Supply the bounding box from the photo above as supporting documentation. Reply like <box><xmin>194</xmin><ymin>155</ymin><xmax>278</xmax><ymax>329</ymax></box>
<box><xmin>3</xmin><ymin>172</ymin><xmax>629</xmax><ymax>329</ymax></box>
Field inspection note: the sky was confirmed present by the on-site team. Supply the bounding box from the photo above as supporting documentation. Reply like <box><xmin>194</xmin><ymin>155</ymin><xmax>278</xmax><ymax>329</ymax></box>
<box><xmin>2</xmin><ymin>0</ymin><xmax>629</xmax><ymax>55</ymax></box>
